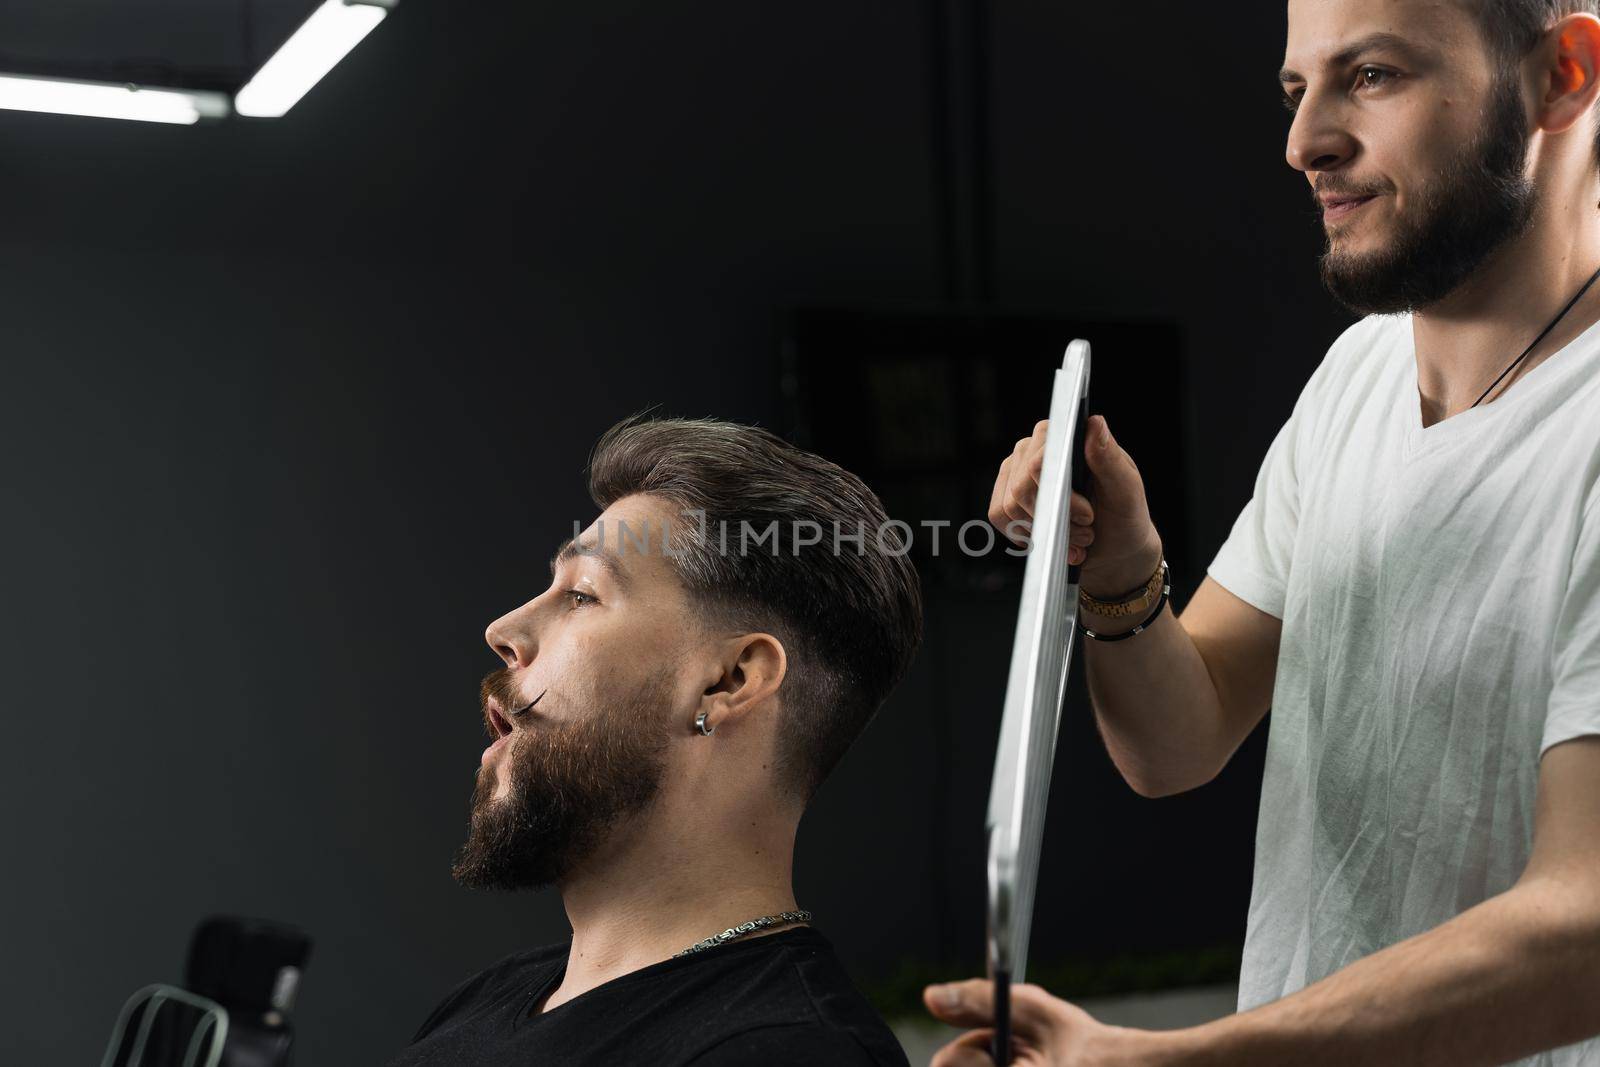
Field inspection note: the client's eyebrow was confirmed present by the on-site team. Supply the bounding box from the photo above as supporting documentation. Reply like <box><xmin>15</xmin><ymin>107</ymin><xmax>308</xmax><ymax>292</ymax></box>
<box><xmin>1279</xmin><ymin>31</ymin><xmax>1426</xmax><ymax>86</ymax></box>
<box><xmin>549</xmin><ymin>535</ymin><xmax>632</xmax><ymax>590</ymax></box>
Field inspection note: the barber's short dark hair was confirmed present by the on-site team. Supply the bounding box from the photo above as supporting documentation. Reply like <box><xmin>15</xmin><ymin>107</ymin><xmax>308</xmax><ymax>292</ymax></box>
<box><xmin>1465</xmin><ymin>2</ymin><xmax>1600</xmax><ymax>158</ymax></box>
<box><xmin>1472</xmin><ymin>0</ymin><xmax>1599</xmax><ymax>56</ymax></box>
<box><xmin>587</xmin><ymin>413</ymin><xmax>923</xmax><ymax>803</ymax></box>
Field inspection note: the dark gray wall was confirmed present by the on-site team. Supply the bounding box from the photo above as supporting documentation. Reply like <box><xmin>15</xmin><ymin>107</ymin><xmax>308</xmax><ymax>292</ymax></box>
<box><xmin>1</xmin><ymin>1</ymin><xmax>1353</xmax><ymax>1063</ymax></box>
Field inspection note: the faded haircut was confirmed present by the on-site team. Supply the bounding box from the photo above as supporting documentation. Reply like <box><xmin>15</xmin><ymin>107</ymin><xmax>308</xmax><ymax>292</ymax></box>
<box><xmin>586</xmin><ymin>413</ymin><xmax>924</xmax><ymax>802</ymax></box>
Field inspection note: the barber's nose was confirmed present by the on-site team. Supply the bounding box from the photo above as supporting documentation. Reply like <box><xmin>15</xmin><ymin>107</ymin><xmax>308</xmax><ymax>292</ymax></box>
<box><xmin>484</xmin><ymin>608</ymin><xmax>536</xmax><ymax>669</ymax></box>
<box><xmin>1285</xmin><ymin>99</ymin><xmax>1355</xmax><ymax>174</ymax></box>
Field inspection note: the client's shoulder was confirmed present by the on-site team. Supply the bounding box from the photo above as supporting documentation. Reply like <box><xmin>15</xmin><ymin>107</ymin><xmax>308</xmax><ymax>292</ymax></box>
<box><xmin>461</xmin><ymin>940</ymin><xmax>567</xmax><ymax>991</ymax></box>
<box><xmin>688</xmin><ymin>1021</ymin><xmax>905</xmax><ymax>1066</ymax></box>
<box><xmin>407</xmin><ymin>941</ymin><xmax>568</xmax><ymax>1043</ymax></box>
<box><xmin>686</xmin><ymin>928</ymin><xmax>909</xmax><ymax>1066</ymax></box>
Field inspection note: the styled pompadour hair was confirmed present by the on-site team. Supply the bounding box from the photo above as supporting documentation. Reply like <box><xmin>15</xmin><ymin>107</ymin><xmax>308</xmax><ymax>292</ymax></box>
<box><xmin>586</xmin><ymin>413</ymin><xmax>924</xmax><ymax>802</ymax></box>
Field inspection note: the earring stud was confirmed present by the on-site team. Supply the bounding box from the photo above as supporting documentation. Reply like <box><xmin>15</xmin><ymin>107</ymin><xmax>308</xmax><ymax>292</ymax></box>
<box><xmin>695</xmin><ymin>711</ymin><xmax>714</xmax><ymax>736</ymax></box>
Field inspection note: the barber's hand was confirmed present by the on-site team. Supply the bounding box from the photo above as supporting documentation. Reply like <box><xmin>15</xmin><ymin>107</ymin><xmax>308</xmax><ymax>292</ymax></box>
<box><xmin>986</xmin><ymin>415</ymin><xmax>1162</xmax><ymax>599</ymax></box>
<box><xmin>923</xmin><ymin>979</ymin><xmax>1130</xmax><ymax>1066</ymax></box>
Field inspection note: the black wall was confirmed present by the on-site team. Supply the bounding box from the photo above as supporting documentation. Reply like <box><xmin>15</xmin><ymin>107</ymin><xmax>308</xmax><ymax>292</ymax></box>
<box><xmin>0</xmin><ymin>2</ymin><xmax>1353</xmax><ymax>1063</ymax></box>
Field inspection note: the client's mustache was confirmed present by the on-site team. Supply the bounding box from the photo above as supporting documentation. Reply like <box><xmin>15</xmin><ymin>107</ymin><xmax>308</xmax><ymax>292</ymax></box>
<box><xmin>513</xmin><ymin>690</ymin><xmax>546</xmax><ymax>716</ymax></box>
<box><xmin>479</xmin><ymin>668</ymin><xmax>548</xmax><ymax>723</ymax></box>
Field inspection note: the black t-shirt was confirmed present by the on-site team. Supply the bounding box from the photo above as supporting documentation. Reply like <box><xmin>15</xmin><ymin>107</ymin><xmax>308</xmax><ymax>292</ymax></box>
<box><xmin>385</xmin><ymin>927</ymin><xmax>911</xmax><ymax>1066</ymax></box>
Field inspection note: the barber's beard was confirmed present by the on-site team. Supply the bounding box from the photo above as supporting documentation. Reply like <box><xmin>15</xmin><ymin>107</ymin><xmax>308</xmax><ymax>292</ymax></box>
<box><xmin>451</xmin><ymin>668</ymin><xmax>674</xmax><ymax>891</ymax></box>
<box><xmin>1319</xmin><ymin>72</ymin><xmax>1538</xmax><ymax>315</ymax></box>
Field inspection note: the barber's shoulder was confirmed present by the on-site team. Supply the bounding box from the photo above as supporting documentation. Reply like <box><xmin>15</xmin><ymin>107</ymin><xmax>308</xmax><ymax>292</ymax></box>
<box><xmin>1295</xmin><ymin>312</ymin><xmax>1404</xmax><ymax>413</ymax></box>
<box><xmin>1326</xmin><ymin>312</ymin><xmax>1404</xmax><ymax>373</ymax></box>
<box><xmin>1333</xmin><ymin>311</ymin><xmax>1397</xmax><ymax>346</ymax></box>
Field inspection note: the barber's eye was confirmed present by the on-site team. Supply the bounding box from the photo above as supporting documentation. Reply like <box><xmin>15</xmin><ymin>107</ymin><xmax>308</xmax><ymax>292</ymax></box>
<box><xmin>1357</xmin><ymin>66</ymin><xmax>1394</xmax><ymax>90</ymax></box>
<box><xmin>565</xmin><ymin>589</ymin><xmax>597</xmax><ymax>608</ymax></box>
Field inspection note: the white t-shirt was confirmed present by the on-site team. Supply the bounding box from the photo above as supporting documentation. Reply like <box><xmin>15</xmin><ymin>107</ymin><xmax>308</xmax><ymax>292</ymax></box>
<box><xmin>1207</xmin><ymin>311</ymin><xmax>1600</xmax><ymax>1066</ymax></box>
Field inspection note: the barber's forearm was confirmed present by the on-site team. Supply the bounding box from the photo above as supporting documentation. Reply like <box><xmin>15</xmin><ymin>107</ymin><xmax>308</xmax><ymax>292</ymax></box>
<box><xmin>1082</xmin><ymin>582</ymin><xmax>1229</xmax><ymax>797</ymax></box>
<box><xmin>1142</xmin><ymin>879</ymin><xmax>1600</xmax><ymax>1067</ymax></box>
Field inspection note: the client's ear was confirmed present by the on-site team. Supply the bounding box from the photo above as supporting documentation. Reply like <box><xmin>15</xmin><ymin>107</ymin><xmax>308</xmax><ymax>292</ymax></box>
<box><xmin>694</xmin><ymin>633</ymin><xmax>787</xmax><ymax>735</ymax></box>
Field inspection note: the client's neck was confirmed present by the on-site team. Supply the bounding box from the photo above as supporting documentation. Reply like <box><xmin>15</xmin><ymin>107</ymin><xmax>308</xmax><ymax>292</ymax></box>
<box><xmin>538</xmin><ymin>808</ymin><xmax>801</xmax><ymax>1013</ymax></box>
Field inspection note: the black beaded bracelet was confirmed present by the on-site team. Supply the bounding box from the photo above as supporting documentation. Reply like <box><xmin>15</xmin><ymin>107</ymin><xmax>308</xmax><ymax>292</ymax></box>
<box><xmin>1078</xmin><ymin>564</ymin><xmax>1172</xmax><ymax>642</ymax></box>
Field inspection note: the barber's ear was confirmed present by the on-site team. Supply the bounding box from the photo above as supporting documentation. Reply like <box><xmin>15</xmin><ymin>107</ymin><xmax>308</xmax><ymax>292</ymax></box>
<box><xmin>1539</xmin><ymin>14</ymin><xmax>1600</xmax><ymax>133</ymax></box>
<box><xmin>695</xmin><ymin>633</ymin><xmax>786</xmax><ymax>734</ymax></box>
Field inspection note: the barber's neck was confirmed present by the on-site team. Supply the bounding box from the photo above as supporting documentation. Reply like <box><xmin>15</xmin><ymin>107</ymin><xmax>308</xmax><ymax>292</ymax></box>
<box><xmin>1412</xmin><ymin>163</ymin><xmax>1600</xmax><ymax>426</ymax></box>
<box><xmin>539</xmin><ymin>794</ymin><xmax>801</xmax><ymax>1013</ymax></box>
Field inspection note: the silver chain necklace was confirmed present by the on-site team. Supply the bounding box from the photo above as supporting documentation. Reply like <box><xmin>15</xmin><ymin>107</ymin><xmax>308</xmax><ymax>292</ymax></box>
<box><xmin>672</xmin><ymin>910</ymin><xmax>813</xmax><ymax>957</ymax></box>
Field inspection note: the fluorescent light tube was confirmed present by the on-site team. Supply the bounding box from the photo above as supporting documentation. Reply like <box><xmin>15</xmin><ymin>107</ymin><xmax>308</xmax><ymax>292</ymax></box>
<box><xmin>234</xmin><ymin>0</ymin><xmax>394</xmax><ymax>118</ymax></box>
<box><xmin>0</xmin><ymin>74</ymin><xmax>229</xmax><ymax>125</ymax></box>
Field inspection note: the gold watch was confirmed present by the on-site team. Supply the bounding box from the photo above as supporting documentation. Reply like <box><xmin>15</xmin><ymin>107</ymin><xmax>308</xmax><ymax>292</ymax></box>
<box><xmin>1078</xmin><ymin>558</ymin><xmax>1167</xmax><ymax>617</ymax></box>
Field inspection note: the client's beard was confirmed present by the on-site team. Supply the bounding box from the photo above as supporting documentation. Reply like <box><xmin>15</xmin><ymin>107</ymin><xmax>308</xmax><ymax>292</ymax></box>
<box><xmin>1319</xmin><ymin>69</ymin><xmax>1538</xmax><ymax>315</ymax></box>
<box><xmin>451</xmin><ymin>667</ymin><xmax>674</xmax><ymax>890</ymax></box>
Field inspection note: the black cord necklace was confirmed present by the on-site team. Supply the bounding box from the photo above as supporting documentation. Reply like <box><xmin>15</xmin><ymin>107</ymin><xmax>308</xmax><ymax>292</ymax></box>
<box><xmin>1468</xmin><ymin>261</ymin><xmax>1600</xmax><ymax>409</ymax></box>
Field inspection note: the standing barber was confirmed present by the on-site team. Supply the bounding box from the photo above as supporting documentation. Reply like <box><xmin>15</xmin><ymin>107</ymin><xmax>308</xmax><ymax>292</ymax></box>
<box><xmin>927</xmin><ymin>1</ymin><xmax>1600</xmax><ymax>1064</ymax></box>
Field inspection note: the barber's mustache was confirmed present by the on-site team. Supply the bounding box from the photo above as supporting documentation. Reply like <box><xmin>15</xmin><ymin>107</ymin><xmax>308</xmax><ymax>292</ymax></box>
<box><xmin>1312</xmin><ymin>177</ymin><xmax>1391</xmax><ymax>203</ymax></box>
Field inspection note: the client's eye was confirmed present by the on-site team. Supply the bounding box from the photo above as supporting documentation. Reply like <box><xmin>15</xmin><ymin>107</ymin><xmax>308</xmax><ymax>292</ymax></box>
<box><xmin>565</xmin><ymin>589</ymin><xmax>598</xmax><ymax>608</ymax></box>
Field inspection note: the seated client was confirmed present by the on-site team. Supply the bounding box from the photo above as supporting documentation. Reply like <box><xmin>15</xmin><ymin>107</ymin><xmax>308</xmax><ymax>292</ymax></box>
<box><xmin>386</xmin><ymin>414</ymin><xmax>923</xmax><ymax>1066</ymax></box>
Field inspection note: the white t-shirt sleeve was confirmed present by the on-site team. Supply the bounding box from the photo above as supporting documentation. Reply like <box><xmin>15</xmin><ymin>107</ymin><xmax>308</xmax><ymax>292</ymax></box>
<box><xmin>1541</xmin><ymin>492</ymin><xmax>1600</xmax><ymax>756</ymax></box>
<box><xmin>1206</xmin><ymin>414</ymin><xmax>1302</xmax><ymax>620</ymax></box>
<box><xmin>1205</xmin><ymin>326</ymin><xmax>1354</xmax><ymax>621</ymax></box>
